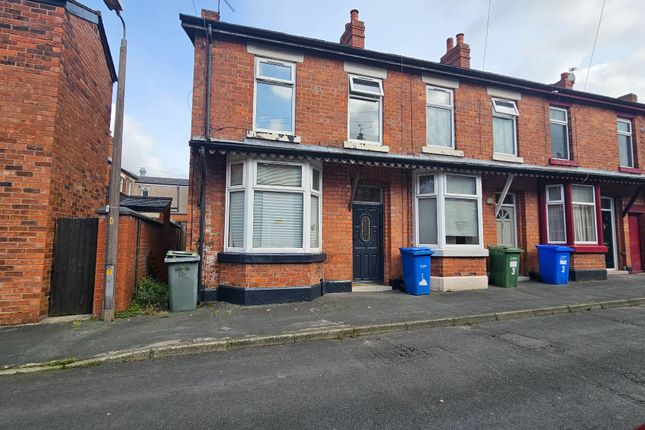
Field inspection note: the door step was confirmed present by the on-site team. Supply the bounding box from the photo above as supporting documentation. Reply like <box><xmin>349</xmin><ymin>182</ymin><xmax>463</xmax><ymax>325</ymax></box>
<box><xmin>352</xmin><ymin>284</ymin><xmax>392</xmax><ymax>293</ymax></box>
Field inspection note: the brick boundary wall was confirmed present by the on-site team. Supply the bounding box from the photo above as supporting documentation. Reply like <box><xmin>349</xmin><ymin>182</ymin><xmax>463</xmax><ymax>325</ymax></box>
<box><xmin>93</xmin><ymin>211</ymin><xmax>181</xmax><ymax>316</ymax></box>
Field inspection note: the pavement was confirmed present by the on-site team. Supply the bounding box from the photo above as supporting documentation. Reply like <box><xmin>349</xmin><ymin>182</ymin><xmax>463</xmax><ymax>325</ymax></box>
<box><xmin>1</xmin><ymin>274</ymin><xmax>645</xmax><ymax>373</ymax></box>
<box><xmin>1</xmin><ymin>306</ymin><xmax>644</xmax><ymax>429</ymax></box>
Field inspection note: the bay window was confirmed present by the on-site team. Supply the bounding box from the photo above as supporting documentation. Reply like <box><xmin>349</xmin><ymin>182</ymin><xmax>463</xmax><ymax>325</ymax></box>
<box><xmin>225</xmin><ymin>158</ymin><xmax>321</xmax><ymax>253</ymax></box>
<box><xmin>254</xmin><ymin>58</ymin><xmax>295</xmax><ymax>134</ymax></box>
<box><xmin>426</xmin><ymin>86</ymin><xmax>454</xmax><ymax>148</ymax></box>
<box><xmin>492</xmin><ymin>98</ymin><xmax>519</xmax><ymax>155</ymax></box>
<box><xmin>544</xmin><ymin>184</ymin><xmax>600</xmax><ymax>246</ymax></box>
<box><xmin>545</xmin><ymin>185</ymin><xmax>566</xmax><ymax>243</ymax></box>
<box><xmin>348</xmin><ymin>75</ymin><xmax>383</xmax><ymax>144</ymax></box>
<box><xmin>571</xmin><ymin>185</ymin><xmax>597</xmax><ymax>243</ymax></box>
<box><xmin>415</xmin><ymin>172</ymin><xmax>483</xmax><ymax>249</ymax></box>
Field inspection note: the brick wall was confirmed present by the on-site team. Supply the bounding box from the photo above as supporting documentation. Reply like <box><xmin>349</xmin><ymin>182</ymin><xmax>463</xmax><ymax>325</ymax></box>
<box><xmin>93</xmin><ymin>212</ymin><xmax>181</xmax><ymax>316</ymax></box>
<box><xmin>192</xmin><ymin>37</ymin><xmax>645</xmax><ymax>171</ymax></box>
<box><xmin>0</xmin><ymin>1</ymin><xmax>113</xmax><ymax>325</ymax></box>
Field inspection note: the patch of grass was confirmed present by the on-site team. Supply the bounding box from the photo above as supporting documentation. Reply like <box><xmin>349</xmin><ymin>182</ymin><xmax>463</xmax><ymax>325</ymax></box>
<box><xmin>115</xmin><ymin>277</ymin><xmax>169</xmax><ymax>319</ymax></box>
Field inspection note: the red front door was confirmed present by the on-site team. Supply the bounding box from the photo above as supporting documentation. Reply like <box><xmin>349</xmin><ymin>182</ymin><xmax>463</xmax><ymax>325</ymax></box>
<box><xmin>628</xmin><ymin>214</ymin><xmax>643</xmax><ymax>272</ymax></box>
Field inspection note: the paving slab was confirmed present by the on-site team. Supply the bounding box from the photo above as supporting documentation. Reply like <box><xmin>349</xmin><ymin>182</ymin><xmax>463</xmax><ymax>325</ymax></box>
<box><xmin>1</xmin><ymin>274</ymin><xmax>644</xmax><ymax>369</ymax></box>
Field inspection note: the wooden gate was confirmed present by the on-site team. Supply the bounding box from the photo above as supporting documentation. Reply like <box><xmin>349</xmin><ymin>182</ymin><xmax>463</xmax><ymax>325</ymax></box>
<box><xmin>50</xmin><ymin>218</ymin><xmax>98</xmax><ymax>316</ymax></box>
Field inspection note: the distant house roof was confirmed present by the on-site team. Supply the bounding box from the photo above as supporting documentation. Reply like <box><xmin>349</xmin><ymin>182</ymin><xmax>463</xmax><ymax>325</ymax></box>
<box><xmin>35</xmin><ymin>0</ymin><xmax>117</xmax><ymax>82</ymax></box>
<box><xmin>120</xmin><ymin>195</ymin><xmax>172</xmax><ymax>212</ymax></box>
<box><xmin>136</xmin><ymin>176</ymin><xmax>189</xmax><ymax>186</ymax></box>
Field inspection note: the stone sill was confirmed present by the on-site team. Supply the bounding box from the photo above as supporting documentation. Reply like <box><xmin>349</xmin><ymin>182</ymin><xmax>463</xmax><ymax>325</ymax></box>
<box><xmin>492</xmin><ymin>153</ymin><xmax>524</xmax><ymax>164</ymax></box>
<box><xmin>549</xmin><ymin>158</ymin><xmax>579</xmax><ymax>167</ymax></box>
<box><xmin>343</xmin><ymin>141</ymin><xmax>390</xmax><ymax>152</ymax></box>
<box><xmin>422</xmin><ymin>146</ymin><xmax>464</xmax><ymax>157</ymax></box>
<box><xmin>429</xmin><ymin>248</ymin><xmax>490</xmax><ymax>257</ymax></box>
<box><xmin>246</xmin><ymin>130</ymin><xmax>301</xmax><ymax>143</ymax></box>
<box><xmin>619</xmin><ymin>166</ymin><xmax>643</xmax><ymax>174</ymax></box>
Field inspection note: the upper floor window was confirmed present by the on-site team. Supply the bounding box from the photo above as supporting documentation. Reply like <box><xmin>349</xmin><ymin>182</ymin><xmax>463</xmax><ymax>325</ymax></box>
<box><xmin>426</xmin><ymin>86</ymin><xmax>454</xmax><ymax>148</ymax></box>
<box><xmin>254</xmin><ymin>58</ymin><xmax>295</xmax><ymax>134</ymax></box>
<box><xmin>545</xmin><ymin>185</ymin><xmax>566</xmax><ymax>244</ymax></box>
<box><xmin>617</xmin><ymin>118</ymin><xmax>634</xmax><ymax>168</ymax></box>
<box><xmin>492</xmin><ymin>98</ymin><xmax>518</xmax><ymax>155</ymax></box>
<box><xmin>415</xmin><ymin>173</ymin><xmax>482</xmax><ymax>248</ymax></box>
<box><xmin>549</xmin><ymin>107</ymin><xmax>570</xmax><ymax>160</ymax></box>
<box><xmin>226</xmin><ymin>157</ymin><xmax>321</xmax><ymax>253</ymax></box>
<box><xmin>348</xmin><ymin>75</ymin><xmax>383</xmax><ymax>144</ymax></box>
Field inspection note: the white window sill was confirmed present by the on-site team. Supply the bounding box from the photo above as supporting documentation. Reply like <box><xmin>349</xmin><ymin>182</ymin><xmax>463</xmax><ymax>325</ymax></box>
<box><xmin>492</xmin><ymin>152</ymin><xmax>524</xmax><ymax>164</ymax></box>
<box><xmin>343</xmin><ymin>141</ymin><xmax>390</xmax><ymax>153</ymax></box>
<box><xmin>247</xmin><ymin>130</ymin><xmax>301</xmax><ymax>143</ymax></box>
<box><xmin>418</xmin><ymin>248</ymin><xmax>489</xmax><ymax>257</ymax></box>
<box><xmin>422</xmin><ymin>146</ymin><xmax>464</xmax><ymax>157</ymax></box>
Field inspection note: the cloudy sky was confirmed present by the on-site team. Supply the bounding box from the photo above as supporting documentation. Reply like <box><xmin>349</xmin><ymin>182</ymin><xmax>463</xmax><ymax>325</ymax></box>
<box><xmin>87</xmin><ymin>0</ymin><xmax>645</xmax><ymax>178</ymax></box>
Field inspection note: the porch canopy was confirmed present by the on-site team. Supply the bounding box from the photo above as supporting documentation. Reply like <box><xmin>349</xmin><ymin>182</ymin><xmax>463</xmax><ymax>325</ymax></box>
<box><xmin>191</xmin><ymin>138</ymin><xmax>645</xmax><ymax>185</ymax></box>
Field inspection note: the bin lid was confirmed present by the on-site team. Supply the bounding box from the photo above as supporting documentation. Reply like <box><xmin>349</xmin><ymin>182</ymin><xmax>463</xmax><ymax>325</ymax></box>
<box><xmin>400</xmin><ymin>247</ymin><xmax>433</xmax><ymax>256</ymax></box>
<box><xmin>165</xmin><ymin>250</ymin><xmax>200</xmax><ymax>263</ymax></box>
<box><xmin>536</xmin><ymin>244</ymin><xmax>574</xmax><ymax>252</ymax></box>
<box><xmin>503</xmin><ymin>247</ymin><xmax>524</xmax><ymax>253</ymax></box>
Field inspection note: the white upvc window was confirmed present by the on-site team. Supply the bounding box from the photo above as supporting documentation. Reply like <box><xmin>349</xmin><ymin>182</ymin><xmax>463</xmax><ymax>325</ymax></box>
<box><xmin>348</xmin><ymin>74</ymin><xmax>383</xmax><ymax>145</ymax></box>
<box><xmin>426</xmin><ymin>86</ymin><xmax>454</xmax><ymax>148</ymax></box>
<box><xmin>617</xmin><ymin>118</ymin><xmax>634</xmax><ymax>168</ymax></box>
<box><xmin>549</xmin><ymin>107</ymin><xmax>570</xmax><ymax>160</ymax></box>
<box><xmin>253</xmin><ymin>57</ymin><xmax>296</xmax><ymax>135</ymax></box>
<box><xmin>492</xmin><ymin>98</ymin><xmax>519</xmax><ymax>155</ymax></box>
<box><xmin>571</xmin><ymin>184</ymin><xmax>597</xmax><ymax>244</ymax></box>
<box><xmin>225</xmin><ymin>157</ymin><xmax>322</xmax><ymax>253</ymax></box>
<box><xmin>545</xmin><ymin>185</ymin><xmax>566</xmax><ymax>244</ymax></box>
<box><xmin>414</xmin><ymin>172</ymin><xmax>483</xmax><ymax>249</ymax></box>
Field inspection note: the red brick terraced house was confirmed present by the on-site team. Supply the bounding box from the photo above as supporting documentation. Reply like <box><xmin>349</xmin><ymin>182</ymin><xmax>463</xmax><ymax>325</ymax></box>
<box><xmin>181</xmin><ymin>9</ymin><xmax>645</xmax><ymax>305</ymax></box>
<box><xmin>0</xmin><ymin>0</ymin><xmax>116</xmax><ymax>324</ymax></box>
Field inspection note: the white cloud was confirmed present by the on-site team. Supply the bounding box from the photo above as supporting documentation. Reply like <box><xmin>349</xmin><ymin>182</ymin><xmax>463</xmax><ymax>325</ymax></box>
<box><xmin>110</xmin><ymin>106</ymin><xmax>180</xmax><ymax>178</ymax></box>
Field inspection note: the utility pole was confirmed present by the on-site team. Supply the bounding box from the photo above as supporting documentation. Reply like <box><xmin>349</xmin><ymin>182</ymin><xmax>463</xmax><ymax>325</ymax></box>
<box><xmin>103</xmin><ymin>0</ymin><xmax>126</xmax><ymax>321</ymax></box>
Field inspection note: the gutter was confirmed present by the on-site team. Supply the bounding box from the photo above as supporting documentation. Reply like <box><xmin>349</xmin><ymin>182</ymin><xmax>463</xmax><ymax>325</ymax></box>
<box><xmin>179</xmin><ymin>14</ymin><xmax>645</xmax><ymax>115</ymax></box>
<box><xmin>190</xmin><ymin>138</ymin><xmax>645</xmax><ymax>185</ymax></box>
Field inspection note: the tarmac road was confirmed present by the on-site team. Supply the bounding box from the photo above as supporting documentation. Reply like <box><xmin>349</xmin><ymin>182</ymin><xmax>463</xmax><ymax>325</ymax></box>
<box><xmin>2</xmin><ymin>306</ymin><xmax>644</xmax><ymax>429</ymax></box>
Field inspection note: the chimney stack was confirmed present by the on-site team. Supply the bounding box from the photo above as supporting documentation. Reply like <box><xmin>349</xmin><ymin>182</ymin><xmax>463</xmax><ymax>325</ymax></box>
<box><xmin>201</xmin><ymin>8</ymin><xmax>220</xmax><ymax>21</ymax></box>
<box><xmin>618</xmin><ymin>93</ymin><xmax>638</xmax><ymax>103</ymax></box>
<box><xmin>440</xmin><ymin>33</ymin><xmax>470</xmax><ymax>68</ymax></box>
<box><xmin>340</xmin><ymin>9</ymin><xmax>365</xmax><ymax>49</ymax></box>
<box><xmin>553</xmin><ymin>71</ymin><xmax>575</xmax><ymax>89</ymax></box>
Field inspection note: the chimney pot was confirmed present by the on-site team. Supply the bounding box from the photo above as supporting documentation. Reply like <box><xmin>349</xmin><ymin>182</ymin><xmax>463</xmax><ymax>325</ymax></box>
<box><xmin>446</xmin><ymin>37</ymin><xmax>454</xmax><ymax>52</ymax></box>
<box><xmin>340</xmin><ymin>8</ymin><xmax>365</xmax><ymax>49</ymax></box>
<box><xmin>456</xmin><ymin>33</ymin><xmax>465</xmax><ymax>44</ymax></box>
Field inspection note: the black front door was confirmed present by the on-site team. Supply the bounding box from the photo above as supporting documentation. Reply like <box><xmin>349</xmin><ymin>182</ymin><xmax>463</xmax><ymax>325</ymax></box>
<box><xmin>352</xmin><ymin>204</ymin><xmax>383</xmax><ymax>282</ymax></box>
<box><xmin>602</xmin><ymin>210</ymin><xmax>615</xmax><ymax>269</ymax></box>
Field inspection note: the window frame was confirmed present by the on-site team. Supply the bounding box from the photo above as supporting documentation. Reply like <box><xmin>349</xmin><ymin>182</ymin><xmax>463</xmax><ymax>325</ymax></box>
<box><xmin>425</xmin><ymin>86</ymin><xmax>455</xmax><ymax>149</ymax></box>
<box><xmin>224</xmin><ymin>156</ymin><xmax>322</xmax><ymax>254</ymax></box>
<box><xmin>492</xmin><ymin>98</ymin><xmax>519</xmax><ymax>156</ymax></box>
<box><xmin>571</xmin><ymin>184</ymin><xmax>598</xmax><ymax>245</ymax></box>
<box><xmin>545</xmin><ymin>184</ymin><xmax>567</xmax><ymax>244</ymax></box>
<box><xmin>252</xmin><ymin>57</ymin><xmax>296</xmax><ymax>135</ymax></box>
<box><xmin>413</xmin><ymin>172</ymin><xmax>484</xmax><ymax>250</ymax></box>
<box><xmin>617</xmin><ymin>118</ymin><xmax>635</xmax><ymax>168</ymax></box>
<box><xmin>347</xmin><ymin>74</ymin><xmax>383</xmax><ymax>145</ymax></box>
<box><xmin>549</xmin><ymin>106</ymin><xmax>571</xmax><ymax>160</ymax></box>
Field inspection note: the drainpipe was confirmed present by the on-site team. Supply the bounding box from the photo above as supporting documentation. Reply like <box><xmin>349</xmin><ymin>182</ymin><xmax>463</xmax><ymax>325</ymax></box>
<box><xmin>197</xmin><ymin>24</ymin><xmax>213</xmax><ymax>302</ymax></box>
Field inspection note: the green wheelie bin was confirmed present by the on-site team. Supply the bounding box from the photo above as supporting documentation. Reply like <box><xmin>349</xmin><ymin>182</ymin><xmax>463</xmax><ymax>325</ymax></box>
<box><xmin>488</xmin><ymin>245</ymin><xmax>524</xmax><ymax>288</ymax></box>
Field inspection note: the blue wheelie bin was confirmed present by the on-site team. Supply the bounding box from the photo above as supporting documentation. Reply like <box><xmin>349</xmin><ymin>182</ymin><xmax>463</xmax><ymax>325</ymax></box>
<box><xmin>536</xmin><ymin>245</ymin><xmax>574</xmax><ymax>285</ymax></box>
<box><xmin>400</xmin><ymin>247</ymin><xmax>433</xmax><ymax>295</ymax></box>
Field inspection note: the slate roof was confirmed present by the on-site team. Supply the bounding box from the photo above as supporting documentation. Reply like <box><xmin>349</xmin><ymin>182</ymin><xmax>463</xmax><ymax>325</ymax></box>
<box><xmin>135</xmin><ymin>177</ymin><xmax>189</xmax><ymax>186</ymax></box>
<box><xmin>120</xmin><ymin>195</ymin><xmax>172</xmax><ymax>212</ymax></box>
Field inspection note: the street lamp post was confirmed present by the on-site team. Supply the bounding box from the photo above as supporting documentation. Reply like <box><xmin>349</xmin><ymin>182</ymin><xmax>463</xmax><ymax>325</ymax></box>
<box><xmin>103</xmin><ymin>0</ymin><xmax>126</xmax><ymax>321</ymax></box>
